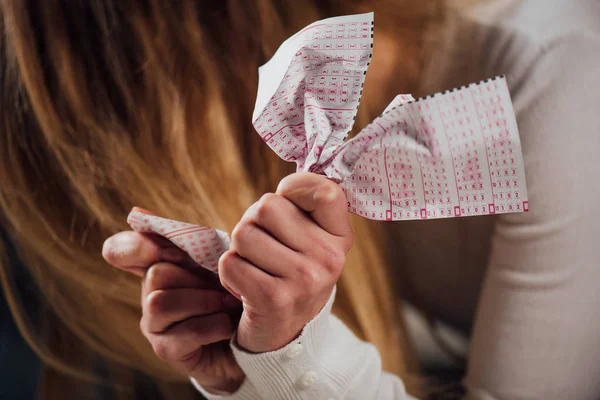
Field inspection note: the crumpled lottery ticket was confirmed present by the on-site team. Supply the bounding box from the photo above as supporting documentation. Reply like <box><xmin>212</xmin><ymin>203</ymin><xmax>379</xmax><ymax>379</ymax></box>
<box><xmin>128</xmin><ymin>12</ymin><xmax>528</xmax><ymax>272</ymax></box>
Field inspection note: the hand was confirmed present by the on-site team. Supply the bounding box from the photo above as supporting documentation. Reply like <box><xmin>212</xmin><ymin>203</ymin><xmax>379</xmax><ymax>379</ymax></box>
<box><xmin>219</xmin><ymin>172</ymin><xmax>354</xmax><ymax>353</ymax></box>
<box><xmin>102</xmin><ymin>225</ymin><xmax>245</xmax><ymax>394</ymax></box>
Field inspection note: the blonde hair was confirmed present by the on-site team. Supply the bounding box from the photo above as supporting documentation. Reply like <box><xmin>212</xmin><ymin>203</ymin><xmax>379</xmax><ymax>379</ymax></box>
<box><xmin>0</xmin><ymin>1</ymin><xmax>445</xmax><ymax>398</ymax></box>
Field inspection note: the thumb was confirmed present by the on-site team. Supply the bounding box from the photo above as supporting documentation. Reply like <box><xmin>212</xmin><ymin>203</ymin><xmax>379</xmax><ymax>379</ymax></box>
<box><xmin>276</xmin><ymin>172</ymin><xmax>351</xmax><ymax>239</ymax></box>
<box><xmin>131</xmin><ymin>206</ymin><xmax>157</xmax><ymax>216</ymax></box>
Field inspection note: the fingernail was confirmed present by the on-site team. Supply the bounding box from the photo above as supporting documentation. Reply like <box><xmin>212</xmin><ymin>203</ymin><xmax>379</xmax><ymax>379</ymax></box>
<box><xmin>132</xmin><ymin>206</ymin><xmax>156</xmax><ymax>216</ymax></box>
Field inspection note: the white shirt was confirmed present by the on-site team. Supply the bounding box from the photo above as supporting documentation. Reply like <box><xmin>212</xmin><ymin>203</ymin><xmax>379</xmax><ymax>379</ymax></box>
<box><xmin>195</xmin><ymin>0</ymin><xmax>600</xmax><ymax>398</ymax></box>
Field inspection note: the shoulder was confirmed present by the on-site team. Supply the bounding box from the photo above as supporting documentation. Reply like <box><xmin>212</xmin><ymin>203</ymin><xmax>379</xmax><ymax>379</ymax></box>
<box><xmin>423</xmin><ymin>0</ymin><xmax>600</xmax><ymax>95</ymax></box>
<box><xmin>470</xmin><ymin>0</ymin><xmax>600</xmax><ymax>43</ymax></box>
<box><xmin>469</xmin><ymin>0</ymin><xmax>600</xmax><ymax>84</ymax></box>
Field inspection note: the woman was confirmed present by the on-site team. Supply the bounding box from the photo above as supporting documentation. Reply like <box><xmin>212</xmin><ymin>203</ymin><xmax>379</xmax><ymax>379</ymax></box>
<box><xmin>2</xmin><ymin>0</ymin><xmax>600</xmax><ymax>399</ymax></box>
<box><xmin>0</xmin><ymin>1</ymin><xmax>421</xmax><ymax>399</ymax></box>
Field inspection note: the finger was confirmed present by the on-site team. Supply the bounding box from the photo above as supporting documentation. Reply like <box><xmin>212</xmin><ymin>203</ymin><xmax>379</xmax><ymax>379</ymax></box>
<box><xmin>229</xmin><ymin>221</ymin><xmax>339</xmax><ymax>293</ymax></box>
<box><xmin>142</xmin><ymin>288</ymin><xmax>238</xmax><ymax>333</ymax></box>
<box><xmin>149</xmin><ymin>313</ymin><xmax>235</xmax><ymax>362</ymax></box>
<box><xmin>230</xmin><ymin>222</ymin><xmax>303</xmax><ymax>277</ymax></box>
<box><xmin>218</xmin><ymin>250</ymin><xmax>280</xmax><ymax>306</ymax></box>
<box><xmin>241</xmin><ymin>193</ymin><xmax>327</xmax><ymax>252</ymax></box>
<box><xmin>103</xmin><ymin>231</ymin><xmax>160</xmax><ymax>276</ymax></box>
<box><xmin>131</xmin><ymin>206</ymin><xmax>156</xmax><ymax>216</ymax></box>
<box><xmin>142</xmin><ymin>262</ymin><xmax>219</xmax><ymax>299</ymax></box>
<box><xmin>276</xmin><ymin>172</ymin><xmax>352</xmax><ymax>241</ymax></box>
<box><xmin>129</xmin><ymin>207</ymin><xmax>200</xmax><ymax>268</ymax></box>
<box><xmin>241</xmin><ymin>194</ymin><xmax>348</xmax><ymax>275</ymax></box>
<box><xmin>102</xmin><ymin>231</ymin><xmax>193</xmax><ymax>276</ymax></box>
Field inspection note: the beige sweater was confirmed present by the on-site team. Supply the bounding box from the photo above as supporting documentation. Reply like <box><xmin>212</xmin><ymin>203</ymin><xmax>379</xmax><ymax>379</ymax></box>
<box><xmin>195</xmin><ymin>0</ymin><xmax>600</xmax><ymax>398</ymax></box>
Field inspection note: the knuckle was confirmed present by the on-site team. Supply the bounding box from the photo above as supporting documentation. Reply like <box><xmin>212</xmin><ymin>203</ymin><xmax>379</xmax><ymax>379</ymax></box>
<box><xmin>269</xmin><ymin>285</ymin><xmax>295</xmax><ymax>311</ymax></box>
<box><xmin>231</xmin><ymin>222</ymin><xmax>254</xmax><ymax>247</ymax></box>
<box><xmin>297</xmin><ymin>264</ymin><xmax>323</xmax><ymax>292</ymax></box>
<box><xmin>323</xmin><ymin>178</ymin><xmax>343</xmax><ymax>196</ymax></box>
<box><xmin>151</xmin><ymin>339</ymin><xmax>171</xmax><ymax>361</ymax></box>
<box><xmin>144</xmin><ymin>290</ymin><xmax>170</xmax><ymax>316</ymax></box>
<box><xmin>254</xmin><ymin>193</ymin><xmax>279</xmax><ymax>222</ymax></box>
<box><xmin>144</xmin><ymin>263</ymin><xmax>171</xmax><ymax>291</ymax></box>
<box><xmin>317</xmin><ymin>179</ymin><xmax>345</xmax><ymax>204</ymax></box>
<box><xmin>319</xmin><ymin>244</ymin><xmax>345</xmax><ymax>275</ymax></box>
<box><xmin>218</xmin><ymin>251</ymin><xmax>237</xmax><ymax>278</ymax></box>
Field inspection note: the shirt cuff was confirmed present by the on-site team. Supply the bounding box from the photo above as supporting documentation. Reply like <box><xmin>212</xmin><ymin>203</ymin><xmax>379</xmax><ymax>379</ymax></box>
<box><xmin>229</xmin><ymin>286</ymin><xmax>339</xmax><ymax>399</ymax></box>
<box><xmin>190</xmin><ymin>377</ymin><xmax>262</xmax><ymax>400</ymax></box>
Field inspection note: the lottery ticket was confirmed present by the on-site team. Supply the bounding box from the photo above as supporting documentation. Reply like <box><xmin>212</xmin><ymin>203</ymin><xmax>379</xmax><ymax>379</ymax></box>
<box><xmin>128</xmin><ymin>12</ymin><xmax>528</xmax><ymax>271</ymax></box>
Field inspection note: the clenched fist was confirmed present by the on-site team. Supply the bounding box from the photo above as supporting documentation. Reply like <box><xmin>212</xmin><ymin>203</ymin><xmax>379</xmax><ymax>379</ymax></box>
<box><xmin>219</xmin><ymin>172</ymin><xmax>354</xmax><ymax>353</ymax></box>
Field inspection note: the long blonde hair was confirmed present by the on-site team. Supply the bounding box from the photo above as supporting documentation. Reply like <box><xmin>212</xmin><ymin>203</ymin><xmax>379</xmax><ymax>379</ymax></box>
<box><xmin>0</xmin><ymin>1</ymin><xmax>444</xmax><ymax>398</ymax></box>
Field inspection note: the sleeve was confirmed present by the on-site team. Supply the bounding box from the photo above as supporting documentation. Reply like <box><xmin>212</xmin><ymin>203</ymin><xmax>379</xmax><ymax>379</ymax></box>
<box><xmin>464</xmin><ymin>34</ymin><xmax>600</xmax><ymax>400</ymax></box>
<box><xmin>193</xmin><ymin>286</ymin><xmax>418</xmax><ymax>400</ymax></box>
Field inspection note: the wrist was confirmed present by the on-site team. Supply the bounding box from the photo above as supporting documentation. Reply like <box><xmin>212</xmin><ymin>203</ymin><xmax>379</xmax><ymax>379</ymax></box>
<box><xmin>190</xmin><ymin>373</ymin><xmax>245</xmax><ymax>395</ymax></box>
<box><xmin>237</xmin><ymin>291</ymin><xmax>333</xmax><ymax>353</ymax></box>
<box><xmin>237</xmin><ymin>327</ymin><xmax>303</xmax><ymax>354</ymax></box>
<box><xmin>227</xmin><ymin>287</ymin><xmax>338</xmax><ymax>400</ymax></box>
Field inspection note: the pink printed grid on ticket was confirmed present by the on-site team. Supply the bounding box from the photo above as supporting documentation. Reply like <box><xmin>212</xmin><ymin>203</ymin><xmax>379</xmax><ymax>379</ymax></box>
<box><xmin>128</xmin><ymin>12</ymin><xmax>528</xmax><ymax>272</ymax></box>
